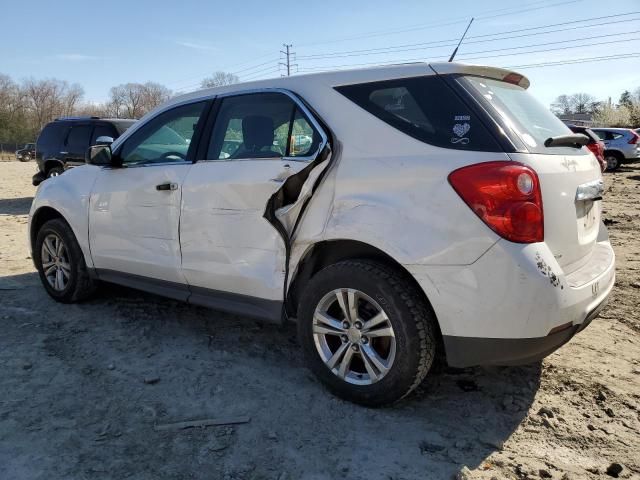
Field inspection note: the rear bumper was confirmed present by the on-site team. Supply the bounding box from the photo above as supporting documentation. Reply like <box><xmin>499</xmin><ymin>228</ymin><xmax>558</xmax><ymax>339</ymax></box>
<box><xmin>443</xmin><ymin>296</ymin><xmax>607</xmax><ymax>367</ymax></box>
<box><xmin>406</xmin><ymin>227</ymin><xmax>615</xmax><ymax>367</ymax></box>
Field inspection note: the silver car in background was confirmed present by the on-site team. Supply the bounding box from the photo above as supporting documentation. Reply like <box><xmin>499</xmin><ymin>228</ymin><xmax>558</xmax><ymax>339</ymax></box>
<box><xmin>590</xmin><ymin>127</ymin><xmax>640</xmax><ymax>170</ymax></box>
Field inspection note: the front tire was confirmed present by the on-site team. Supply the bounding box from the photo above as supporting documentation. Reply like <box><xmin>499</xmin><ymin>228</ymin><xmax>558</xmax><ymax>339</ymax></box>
<box><xmin>298</xmin><ymin>260</ymin><xmax>436</xmax><ymax>407</ymax></box>
<box><xmin>34</xmin><ymin>218</ymin><xmax>95</xmax><ymax>303</ymax></box>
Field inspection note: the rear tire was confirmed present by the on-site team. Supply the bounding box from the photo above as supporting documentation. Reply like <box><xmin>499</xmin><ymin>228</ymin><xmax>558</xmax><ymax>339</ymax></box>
<box><xmin>604</xmin><ymin>152</ymin><xmax>622</xmax><ymax>171</ymax></box>
<box><xmin>34</xmin><ymin>218</ymin><xmax>95</xmax><ymax>303</ymax></box>
<box><xmin>298</xmin><ymin>259</ymin><xmax>436</xmax><ymax>407</ymax></box>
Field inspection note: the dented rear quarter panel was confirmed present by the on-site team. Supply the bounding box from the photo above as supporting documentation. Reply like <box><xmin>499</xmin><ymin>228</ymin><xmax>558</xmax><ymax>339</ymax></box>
<box><xmin>288</xmin><ymin>81</ymin><xmax>506</xmax><ymax>269</ymax></box>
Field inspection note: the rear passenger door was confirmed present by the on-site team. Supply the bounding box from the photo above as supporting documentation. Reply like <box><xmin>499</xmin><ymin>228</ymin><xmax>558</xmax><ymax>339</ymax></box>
<box><xmin>180</xmin><ymin>91</ymin><xmax>329</xmax><ymax>318</ymax></box>
<box><xmin>63</xmin><ymin>123</ymin><xmax>93</xmax><ymax>168</ymax></box>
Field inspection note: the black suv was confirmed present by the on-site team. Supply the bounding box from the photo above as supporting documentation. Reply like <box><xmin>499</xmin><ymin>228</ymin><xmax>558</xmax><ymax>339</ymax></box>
<box><xmin>15</xmin><ymin>143</ymin><xmax>36</xmax><ymax>162</ymax></box>
<box><xmin>33</xmin><ymin>117</ymin><xmax>136</xmax><ymax>185</ymax></box>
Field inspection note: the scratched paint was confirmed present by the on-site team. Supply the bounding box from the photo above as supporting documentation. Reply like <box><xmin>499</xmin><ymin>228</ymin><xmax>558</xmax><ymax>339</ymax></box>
<box><xmin>535</xmin><ymin>252</ymin><xmax>563</xmax><ymax>289</ymax></box>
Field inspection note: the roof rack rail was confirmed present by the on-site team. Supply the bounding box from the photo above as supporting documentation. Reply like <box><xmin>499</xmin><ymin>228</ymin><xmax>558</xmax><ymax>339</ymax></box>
<box><xmin>54</xmin><ymin>116</ymin><xmax>101</xmax><ymax>121</ymax></box>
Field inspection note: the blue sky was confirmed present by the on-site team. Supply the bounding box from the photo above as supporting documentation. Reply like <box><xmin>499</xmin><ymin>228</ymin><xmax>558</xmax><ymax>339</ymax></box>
<box><xmin>1</xmin><ymin>0</ymin><xmax>639</xmax><ymax>107</ymax></box>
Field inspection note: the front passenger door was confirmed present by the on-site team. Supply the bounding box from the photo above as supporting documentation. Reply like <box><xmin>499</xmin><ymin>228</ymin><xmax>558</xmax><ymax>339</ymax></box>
<box><xmin>89</xmin><ymin>100</ymin><xmax>209</xmax><ymax>292</ymax></box>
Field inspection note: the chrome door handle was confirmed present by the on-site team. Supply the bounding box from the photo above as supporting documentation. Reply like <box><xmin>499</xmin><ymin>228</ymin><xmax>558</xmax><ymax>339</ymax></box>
<box><xmin>156</xmin><ymin>182</ymin><xmax>178</xmax><ymax>191</ymax></box>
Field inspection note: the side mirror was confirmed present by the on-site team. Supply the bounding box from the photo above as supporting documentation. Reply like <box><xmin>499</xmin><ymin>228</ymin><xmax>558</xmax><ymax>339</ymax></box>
<box><xmin>86</xmin><ymin>144</ymin><xmax>113</xmax><ymax>166</ymax></box>
<box><xmin>95</xmin><ymin>136</ymin><xmax>114</xmax><ymax>146</ymax></box>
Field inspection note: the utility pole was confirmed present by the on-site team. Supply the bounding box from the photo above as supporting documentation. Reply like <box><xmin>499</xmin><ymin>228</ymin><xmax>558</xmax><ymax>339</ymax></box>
<box><xmin>280</xmin><ymin>44</ymin><xmax>297</xmax><ymax>76</ymax></box>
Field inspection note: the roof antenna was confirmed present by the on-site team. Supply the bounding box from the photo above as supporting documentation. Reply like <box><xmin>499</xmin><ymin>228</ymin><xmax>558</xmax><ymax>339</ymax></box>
<box><xmin>448</xmin><ymin>17</ymin><xmax>474</xmax><ymax>62</ymax></box>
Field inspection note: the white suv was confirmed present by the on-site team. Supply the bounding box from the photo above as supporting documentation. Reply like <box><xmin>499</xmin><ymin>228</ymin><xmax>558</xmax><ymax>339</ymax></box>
<box><xmin>28</xmin><ymin>63</ymin><xmax>615</xmax><ymax>406</ymax></box>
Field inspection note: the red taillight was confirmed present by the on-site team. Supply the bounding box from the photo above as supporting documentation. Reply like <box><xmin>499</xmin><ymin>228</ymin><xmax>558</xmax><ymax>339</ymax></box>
<box><xmin>628</xmin><ymin>131</ymin><xmax>640</xmax><ymax>144</ymax></box>
<box><xmin>586</xmin><ymin>142</ymin><xmax>606</xmax><ymax>172</ymax></box>
<box><xmin>448</xmin><ymin>161</ymin><xmax>544</xmax><ymax>243</ymax></box>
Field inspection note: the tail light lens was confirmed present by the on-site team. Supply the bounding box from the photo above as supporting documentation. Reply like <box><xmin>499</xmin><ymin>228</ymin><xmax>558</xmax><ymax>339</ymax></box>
<box><xmin>586</xmin><ymin>142</ymin><xmax>606</xmax><ymax>172</ymax></box>
<box><xmin>628</xmin><ymin>131</ymin><xmax>640</xmax><ymax>144</ymax></box>
<box><xmin>448</xmin><ymin>161</ymin><xmax>544</xmax><ymax>243</ymax></box>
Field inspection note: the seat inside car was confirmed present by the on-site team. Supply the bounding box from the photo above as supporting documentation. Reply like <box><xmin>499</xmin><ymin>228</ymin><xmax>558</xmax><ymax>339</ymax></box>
<box><xmin>232</xmin><ymin>115</ymin><xmax>280</xmax><ymax>159</ymax></box>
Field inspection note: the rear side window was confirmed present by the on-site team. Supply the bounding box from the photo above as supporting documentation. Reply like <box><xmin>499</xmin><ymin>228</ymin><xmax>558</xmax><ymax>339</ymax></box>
<box><xmin>91</xmin><ymin>125</ymin><xmax>117</xmax><ymax>145</ymax></box>
<box><xmin>37</xmin><ymin>123</ymin><xmax>68</xmax><ymax>152</ymax></box>
<box><xmin>335</xmin><ymin>75</ymin><xmax>501</xmax><ymax>151</ymax></box>
<box><xmin>206</xmin><ymin>92</ymin><xmax>320</xmax><ymax>160</ymax></box>
<box><xmin>66</xmin><ymin>125</ymin><xmax>93</xmax><ymax>153</ymax></box>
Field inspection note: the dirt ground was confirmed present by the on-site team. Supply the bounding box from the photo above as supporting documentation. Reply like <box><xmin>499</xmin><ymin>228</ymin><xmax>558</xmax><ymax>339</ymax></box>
<box><xmin>0</xmin><ymin>160</ymin><xmax>638</xmax><ymax>480</ymax></box>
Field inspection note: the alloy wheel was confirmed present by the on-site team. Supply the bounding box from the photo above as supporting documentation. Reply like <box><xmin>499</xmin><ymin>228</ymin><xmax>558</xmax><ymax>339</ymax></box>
<box><xmin>41</xmin><ymin>233</ymin><xmax>71</xmax><ymax>291</ymax></box>
<box><xmin>312</xmin><ymin>288</ymin><xmax>396</xmax><ymax>385</ymax></box>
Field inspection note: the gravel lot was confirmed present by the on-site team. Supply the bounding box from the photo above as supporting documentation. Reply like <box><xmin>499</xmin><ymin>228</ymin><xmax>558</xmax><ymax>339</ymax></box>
<box><xmin>0</xmin><ymin>161</ymin><xmax>639</xmax><ymax>480</ymax></box>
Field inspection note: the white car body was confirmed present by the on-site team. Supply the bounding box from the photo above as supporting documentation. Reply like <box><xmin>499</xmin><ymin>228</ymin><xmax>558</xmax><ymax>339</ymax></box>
<box><xmin>29</xmin><ymin>62</ymin><xmax>614</xmax><ymax>371</ymax></box>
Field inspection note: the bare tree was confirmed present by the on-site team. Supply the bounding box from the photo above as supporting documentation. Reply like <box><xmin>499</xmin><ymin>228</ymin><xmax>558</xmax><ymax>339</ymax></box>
<box><xmin>22</xmin><ymin>78</ymin><xmax>84</xmax><ymax>131</ymax></box>
<box><xmin>107</xmin><ymin>82</ymin><xmax>172</xmax><ymax>118</ymax></box>
<box><xmin>61</xmin><ymin>83</ymin><xmax>85</xmax><ymax>117</ymax></box>
<box><xmin>201</xmin><ymin>71</ymin><xmax>239</xmax><ymax>89</ymax></box>
<box><xmin>551</xmin><ymin>94</ymin><xmax>572</xmax><ymax>115</ymax></box>
<box><xmin>140</xmin><ymin>82</ymin><xmax>172</xmax><ymax>113</ymax></box>
<box><xmin>569</xmin><ymin>93</ymin><xmax>596</xmax><ymax>114</ymax></box>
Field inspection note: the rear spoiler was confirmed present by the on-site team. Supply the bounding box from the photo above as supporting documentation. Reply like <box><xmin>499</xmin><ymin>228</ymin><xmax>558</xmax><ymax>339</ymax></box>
<box><xmin>429</xmin><ymin>62</ymin><xmax>530</xmax><ymax>89</ymax></box>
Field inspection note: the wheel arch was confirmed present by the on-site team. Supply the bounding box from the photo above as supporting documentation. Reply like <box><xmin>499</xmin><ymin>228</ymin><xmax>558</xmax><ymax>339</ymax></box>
<box><xmin>30</xmin><ymin>206</ymin><xmax>68</xmax><ymax>253</ymax></box>
<box><xmin>603</xmin><ymin>149</ymin><xmax>624</xmax><ymax>159</ymax></box>
<box><xmin>44</xmin><ymin>159</ymin><xmax>64</xmax><ymax>174</ymax></box>
<box><xmin>287</xmin><ymin>239</ymin><xmax>444</xmax><ymax>350</ymax></box>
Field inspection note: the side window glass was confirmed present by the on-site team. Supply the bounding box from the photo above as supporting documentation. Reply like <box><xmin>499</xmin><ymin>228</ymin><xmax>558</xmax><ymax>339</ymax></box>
<box><xmin>289</xmin><ymin>109</ymin><xmax>319</xmax><ymax>157</ymax></box>
<box><xmin>120</xmin><ymin>101</ymin><xmax>207</xmax><ymax>165</ymax></box>
<box><xmin>66</xmin><ymin>125</ymin><xmax>93</xmax><ymax>154</ymax></box>
<box><xmin>336</xmin><ymin>76</ymin><xmax>501</xmax><ymax>152</ymax></box>
<box><xmin>90</xmin><ymin>125</ymin><xmax>116</xmax><ymax>145</ymax></box>
<box><xmin>207</xmin><ymin>93</ymin><xmax>319</xmax><ymax>160</ymax></box>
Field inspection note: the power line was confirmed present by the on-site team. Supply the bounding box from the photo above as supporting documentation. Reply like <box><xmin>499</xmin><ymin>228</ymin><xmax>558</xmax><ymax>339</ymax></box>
<box><xmin>297</xmin><ymin>0</ymin><xmax>584</xmax><ymax>48</ymax></box>
<box><xmin>297</xmin><ymin>34</ymin><xmax>640</xmax><ymax>72</ymax></box>
<box><xmin>508</xmin><ymin>53</ymin><xmax>640</xmax><ymax>69</ymax></box>
<box><xmin>459</xmin><ymin>33</ymin><xmax>640</xmax><ymax>62</ymax></box>
<box><xmin>166</xmin><ymin>55</ymin><xmax>279</xmax><ymax>90</ymax></box>
<box><xmin>296</xmin><ymin>12</ymin><xmax>640</xmax><ymax>60</ymax></box>
<box><xmin>242</xmin><ymin>66</ymin><xmax>282</xmax><ymax>81</ymax></box>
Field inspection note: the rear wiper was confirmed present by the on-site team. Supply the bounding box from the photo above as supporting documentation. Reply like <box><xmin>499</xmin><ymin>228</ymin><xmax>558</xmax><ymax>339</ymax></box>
<box><xmin>544</xmin><ymin>134</ymin><xmax>589</xmax><ymax>149</ymax></box>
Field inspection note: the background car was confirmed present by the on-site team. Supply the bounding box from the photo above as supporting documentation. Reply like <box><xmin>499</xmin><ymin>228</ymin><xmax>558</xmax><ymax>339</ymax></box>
<box><xmin>590</xmin><ymin>127</ymin><xmax>640</xmax><ymax>171</ymax></box>
<box><xmin>568</xmin><ymin>125</ymin><xmax>606</xmax><ymax>172</ymax></box>
<box><xmin>33</xmin><ymin>116</ymin><xmax>136</xmax><ymax>185</ymax></box>
<box><xmin>15</xmin><ymin>142</ymin><xmax>35</xmax><ymax>162</ymax></box>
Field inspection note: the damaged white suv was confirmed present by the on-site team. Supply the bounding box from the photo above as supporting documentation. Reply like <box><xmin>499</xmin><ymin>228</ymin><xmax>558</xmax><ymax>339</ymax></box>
<box><xmin>29</xmin><ymin>63</ymin><xmax>615</xmax><ymax>406</ymax></box>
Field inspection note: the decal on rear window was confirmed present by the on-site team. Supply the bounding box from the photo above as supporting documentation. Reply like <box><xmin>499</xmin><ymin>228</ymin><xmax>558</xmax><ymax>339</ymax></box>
<box><xmin>451</xmin><ymin>115</ymin><xmax>471</xmax><ymax>145</ymax></box>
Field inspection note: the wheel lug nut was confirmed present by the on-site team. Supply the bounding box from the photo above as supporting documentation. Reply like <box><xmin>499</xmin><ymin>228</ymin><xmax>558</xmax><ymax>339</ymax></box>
<box><xmin>354</xmin><ymin>321</ymin><xmax>363</xmax><ymax>330</ymax></box>
<box><xmin>342</xmin><ymin>321</ymin><xmax>350</xmax><ymax>329</ymax></box>
<box><xmin>361</xmin><ymin>336</ymin><xmax>368</xmax><ymax>344</ymax></box>
<box><xmin>351</xmin><ymin>344</ymin><xmax>359</xmax><ymax>352</ymax></box>
<box><xmin>341</xmin><ymin>335</ymin><xmax>348</xmax><ymax>343</ymax></box>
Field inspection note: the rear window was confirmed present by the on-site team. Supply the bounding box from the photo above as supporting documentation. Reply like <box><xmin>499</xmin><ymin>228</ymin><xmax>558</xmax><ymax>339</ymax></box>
<box><xmin>335</xmin><ymin>75</ymin><xmax>501</xmax><ymax>152</ymax></box>
<box><xmin>112</xmin><ymin>120</ymin><xmax>137</xmax><ymax>136</ymax></box>
<box><xmin>36</xmin><ymin>123</ymin><xmax>68</xmax><ymax>151</ymax></box>
<box><xmin>459</xmin><ymin>76</ymin><xmax>586</xmax><ymax>155</ymax></box>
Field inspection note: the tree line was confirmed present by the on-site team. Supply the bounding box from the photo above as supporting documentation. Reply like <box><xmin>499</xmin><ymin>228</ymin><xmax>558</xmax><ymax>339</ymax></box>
<box><xmin>0</xmin><ymin>71</ymin><xmax>239</xmax><ymax>146</ymax></box>
<box><xmin>551</xmin><ymin>89</ymin><xmax>640</xmax><ymax>127</ymax></box>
